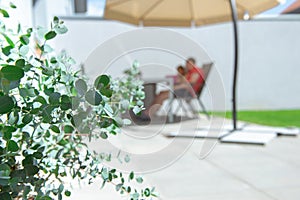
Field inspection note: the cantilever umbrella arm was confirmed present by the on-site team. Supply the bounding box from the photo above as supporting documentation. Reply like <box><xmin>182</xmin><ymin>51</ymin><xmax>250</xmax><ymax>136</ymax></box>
<box><xmin>229</xmin><ymin>0</ymin><xmax>239</xmax><ymax>130</ymax></box>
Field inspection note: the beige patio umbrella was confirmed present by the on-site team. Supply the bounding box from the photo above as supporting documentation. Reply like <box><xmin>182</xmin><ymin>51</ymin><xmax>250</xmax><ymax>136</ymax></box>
<box><xmin>104</xmin><ymin>0</ymin><xmax>280</xmax><ymax>27</ymax></box>
<box><xmin>104</xmin><ymin>0</ymin><xmax>281</xmax><ymax>130</ymax></box>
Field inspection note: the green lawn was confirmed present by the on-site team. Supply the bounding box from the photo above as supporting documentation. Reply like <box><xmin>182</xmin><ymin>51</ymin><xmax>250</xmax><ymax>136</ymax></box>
<box><xmin>212</xmin><ymin>110</ymin><xmax>300</xmax><ymax>128</ymax></box>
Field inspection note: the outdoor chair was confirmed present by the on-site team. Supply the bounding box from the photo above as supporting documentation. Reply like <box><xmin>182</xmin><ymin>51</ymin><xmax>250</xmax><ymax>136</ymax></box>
<box><xmin>167</xmin><ymin>62</ymin><xmax>213</xmax><ymax>119</ymax></box>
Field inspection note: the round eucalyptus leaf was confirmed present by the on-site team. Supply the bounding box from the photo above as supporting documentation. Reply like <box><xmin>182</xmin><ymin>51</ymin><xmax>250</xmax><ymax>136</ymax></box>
<box><xmin>2</xmin><ymin>46</ymin><xmax>12</xmax><ymax>56</ymax></box>
<box><xmin>25</xmin><ymin>165</ymin><xmax>39</xmax><ymax>176</ymax></box>
<box><xmin>44</xmin><ymin>31</ymin><xmax>57</xmax><ymax>40</ymax></box>
<box><xmin>9</xmin><ymin>2</ymin><xmax>17</xmax><ymax>8</ymax></box>
<box><xmin>3</xmin><ymin>132</ymin><xmax>12</xmax><ymax>141</ymax></box>
<box><xmin>85</xmin><ymin>89</ymin><xmax>102</xmax><ymax>106</ymax></box>
<box><xmin>53</xmin><ymin>16</ymin><xmax>59</xmax><ymax>24</ymax></box>
<box><xmin>75</xmin><ymin>79</ymin><xmax>87</xmax><ymax>96</ymax></box>
<box><xmin>100</xmin><ymin>87</ymin><xmax>113</xmax><ymax>97</ymax></box>
<box><xmin>20</xmin><ymin>35</ymin><xmax>29</xmax><ymax>45</ymax></box>
<box><xmin>7</xmin><ymin>140</ymin><xmax>19</xmax><ymax>152</ymax></box>
<box><xmin>0</xmin><ymin>192</ymin><xmax>11</xmax><ymax>200</ymax></box>
<box><xmin>20</xmin><ymin>45</ymin><xmax>30</xmax><ymax>57</ymax></box>
<box><xmin>33</xmin><ymin>152</ymin><xmax>43</xmax><ymax>159</ymax></box>
<box><xmin>3</xmin><ymin>126</ymin><xmax>17</xmax><ymax>133</ymax></box>
<box><xmin>0</xmin><ymin>78</ymin><xmax>11</xmax><ymax>93</ymax></box>
<box><xmin>64</xmin><ymin>125</ymin><xmax>74</xmax><ymax>133</ymax></box>
<box><xmin>65</xmin><ymin>190</ymin><xmax>71</xmax><ymax>197</ymax></box>
<box><xmin>15</xmin><ymin>59</ymin><xmax>25</xmax><ymax>67</ymax></box>
<box><xmin>50</xmin><ymin>125</ymin><xmax>60</xmax><ymax>133</ymax></box>
<box><xmin>1</xmin><ymin>66</ymin><xmax>24</xmax><ymax>81</ymax></box>
<box><xmin>94</xmin><ymin>75</ymin><xmax>110</xmax><ymax>90</ymax></box>
<box><xmin>100</xmin><ymin>132</ymin><xmax>108</xmax><ymax>139</ymax></box>
<box><xmin>54</xmin><ymin>25</ymin><xmax>68</xmax><ymax>34</ymax></box>
<box><xmin>42</xmin><ymin>105</ymin><xmax>54</xmax><ymax>123</ymax></box>
<box><xmin>49</xmin><ymin>92</ymin><xmax>61</xmax><ymax>105</ymax></box>
<box><xmin>35</xmin><ymin>96</ymin><xmax>47</xmax><ymax>104</ymax></box>
<box><xmin>0</xmin><ymin>96</ymin><xmax>14</xmax><ymax>114</ymax></box>
<box><xmin>22</xmin><ymin>114</ymin><xmax>33</xmax><ymax>125</ymax></box>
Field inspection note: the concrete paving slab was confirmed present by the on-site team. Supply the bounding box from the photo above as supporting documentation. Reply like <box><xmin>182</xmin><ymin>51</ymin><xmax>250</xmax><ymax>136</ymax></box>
<box><xmin>264</xmin><ymin>186</ymin><xmax>300</xmax><ymax>200</ymax></box>
<box><xmin>166</xmin><ymin>129</ymin><xmax>229</xmax><ymax>139</ymax></box>
<box><xmin>243</xmin><ymin>125</ymin><xmax>299</xmax><ymax>136</ymax></box>
<box><xmin>68</xmin><ymin>117</ymin><xmax>300</xmax><ymax>200</ymax></box>
<box><xmin>220</xmin><ymin>131</ymin><xmax>277</xmax><ymax>145</ymax></box>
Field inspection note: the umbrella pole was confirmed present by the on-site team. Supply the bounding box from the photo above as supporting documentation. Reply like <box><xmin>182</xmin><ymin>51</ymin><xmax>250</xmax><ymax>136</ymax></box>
<box><xmin>229</xmin><ymin>0</ymin><xmax>239</xmax><ymax>130</ymax></box>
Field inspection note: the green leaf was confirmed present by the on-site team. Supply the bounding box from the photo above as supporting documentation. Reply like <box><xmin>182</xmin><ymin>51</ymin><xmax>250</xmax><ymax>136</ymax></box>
<box><xmin>100</xmin><ymin>132</ymin><xmax>108</xmax><ymax>139</ymax></box>
<box><xmin>3</xmin><ymin>132</ymin><xmax>12</xmax><ymax>141</ymax></box>
<box><xmin>42</xmin><ymin>105</ymin><xmax>54</xmax><ymax>123</ymax></box>
<box><xmin>35</xmin><ymin>96</ymin><xmax>47</xmax><ymax>104</ymax></box>
<box><xmin>0</xmin><ymin>9</ymin><xmax>9</xmax><ymax>18</ymax></box>
<box><xmin>124</xmin><ymin>154</ymin><xmax>130</xmax><ymax>163</ymax></box>
<box><xmin>44</xmin><ymin>87</ymin><xmax>54</xmax><ymax>96</ymax></box>
<box><xmin>75</xmin><ymin>79</ymin><xmax>87</xmax><ymax>96</ymax></box>
<box><xmin>19</xmin><ymin>88</ymin><xmax>36</xmax><ymax>98</ymax></box>
<box><xmin>0</xmin><ymin>33</ymin><xmax>14</xmax><ymax>47</ymax></box>
<box><xmin>94</xmin><ymin>75</ymin><xmax>110</xmax><ymax>89</ymax></box>
<box><xmin>61</xmin><ymin>95</ymin><xmax>71</xmax><ymax>103</ymax></box>
<box><xmin>7</xmin><ymin>140</ymin><xmax>19</xmax><ymax>152</ymax></box>
<box><xmin>50</xmin><ymin>125</ymin><xmax>60</xmax><ymax>133</ymax></box>
<box><xmin>58</xmin><ymin>184</ymin><xmax>64</xmax><ymax>193</ymax></box>
<box><xmin>43</xmin><ymin>44</ymin><xmax>54</xmax><ymax>53</ymax></box>
<box><xmin>42</xmin><ymin>67</ymin><xmax>54</xmax><ymax>76</ymax></box>
<box><xmin>15</xmin><ymin>59</ymin><xmax>25</xmax><ymax>67</ymax></box>
<box><xmin>22</xmin><ymin>186</ymin><xmax>30</xmax><ymax>200</ymax></box>
<box><xmin>2</xmin><ymin>126</ymin><xmax>17</xmax><ymax>133</ymax></box>
<box><xmin>53</xmin><ymin>16</ymin><xmax>59</xmax><ymax>24</ymax></box>
<box><xmin>64</xmin><ymin>125</ymin><xmax>74</xmax><ymax>133</ymax></box>
<box><xmin>22</xmin><ymin>155</ymin><xmax>34</xmax><ymax>166</ymax></box>
<box><xmin>33</xmin><ymin>152</ymin><xmax>43</xmax><ymax>159</ymax></box>
<box><xmin>101</xmin><ymin>168</ymin><xmax>109</xmax><ymax>180</ymax></box>
<box><xmin>0</xmin><ymin>192</ymin><xmax>12</xmax><ymax>200</ymax></box>
<box><xmin>135</xmin><ymin>177</ymin><xmax>143</xmax><ymax>183</ymax></box>
<box><xmin>58</xmin><ymin>139</ymin><xmax>68</xmax><ymax>146</ymax></box>
<box><xmin>49</xmin><ymin>92</ymin><xmax>61</xmax><ymax>105</ymax></box>
<box><xmin>64</xmin><ymin>190</ymin><xmax>71</xmax><ymax>197</ymax></box>
<box><xmin>85</xmin><ymin>89</ymin><xmax>102</xmax><ymax>106</ymax></box>
<box><xmin>20</xmin><ymin>35</ymin><xmax>29</xmax><ymax>45</ymax></box>
<box><xmin>54</xmin><ymin>25</ymin><xmax>68</xmax><ymax>34</ymax></box>
<box><xmin>20</xmin><ymin>45</ymin><xmax>30</xmax><ymax>57</ymax></box>
<box><xmin>22</xmin><ymin>114</ymin><xmax>33</xmax><ymax>125</ymax></box>
<box><xmin>1</xmin><ymin>66</ymin><xmax>24</xmax><ymax>81</ymax></box>
<box><xmin>129</xmin><ymin>171</ymin><xmax>134</xmax><ymax>180</ymax></box>
<box><xmin>25</xmin><ymin>165</ymin><xmax>39</xmax><ymax>176</ymax></box>
<box><xmin>2</xmin><ymin>77</ymin><xmax>20</xmax><ymax>93</ymax></box>
<box><xmin>0</xmin><ymin>96</ymin><xmax>14</xmax><ymax>114</ymax></box>
<box><xmin>144</xmin><ymin>188</ymin><xmax>151</xmax><ymax>197</ymax></box>
<box><xmin>23</xmin><ymin>63</ymin><xmax>33</xmax><ymax>72</ymax></box>
<box><xmin>2</xmin><ymin>46</ymin><xmax>12</xmax><ymax>56</ymax></box>
<box><xmin>100</xmin><ymin>87</ymin><xmax>113</xmax><ymax>97</ymax></box>
<box><xmin>44</xmin><ymin>31</ymin><xmax>57</xmax><ymax>40</ymax></box>
<box><xmin>10</xmin><ymin>2</ymin><xmax>17</xmax><ymax>8</ymax></box>
<box><xmin>116</xmin><ymin>184</ymin><xmax>123</xmax><ymax>191</ymax></box>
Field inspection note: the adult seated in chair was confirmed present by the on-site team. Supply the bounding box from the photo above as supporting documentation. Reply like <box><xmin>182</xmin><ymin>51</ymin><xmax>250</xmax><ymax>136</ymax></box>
<box><xmin>138</xmin><ymin>57</ymin><xmax>204</xmax><ymax>120</ymax></box>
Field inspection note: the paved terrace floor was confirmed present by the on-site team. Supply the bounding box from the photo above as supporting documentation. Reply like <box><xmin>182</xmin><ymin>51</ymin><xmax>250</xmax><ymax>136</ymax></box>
<box><xmin>69</xmin><ymin>116</ymin><xmax>300</xmax><ymax>200</ymax></box>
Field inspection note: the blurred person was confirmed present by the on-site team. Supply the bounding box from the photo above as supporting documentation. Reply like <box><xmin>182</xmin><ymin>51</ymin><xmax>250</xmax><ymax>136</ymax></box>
<box><xmin>133</xmin><ymin>57</ymin><xmax>204</xmax><ymax>121</ymax></box>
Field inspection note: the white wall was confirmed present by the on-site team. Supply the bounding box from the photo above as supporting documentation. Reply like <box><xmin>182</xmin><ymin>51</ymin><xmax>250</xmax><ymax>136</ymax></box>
<box><xmin>0</xmin><ymin>0</ymin><xmax>33</xmax><ymax>30</ymax></box>
<box><xmin>33</xmin><ymin>0</ymin><xmax>73</xmax><ymax>28</ymax></box>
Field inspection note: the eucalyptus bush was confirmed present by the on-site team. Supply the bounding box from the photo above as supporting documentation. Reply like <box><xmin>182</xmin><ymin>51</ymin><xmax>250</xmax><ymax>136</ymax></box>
<box><xmin>0</xmin><ymin>4</ymin><xmax>156</xmax><ymax>200</ymax></box>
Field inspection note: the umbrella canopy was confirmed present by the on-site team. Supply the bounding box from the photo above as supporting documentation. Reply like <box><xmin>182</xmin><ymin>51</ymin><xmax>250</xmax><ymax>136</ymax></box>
<box><xmin>104</xmin><ymin>0</ymin><xmax>280</xmax><ymax>27</ymax></box>
<box><xmin>104</xmin><ymin>0</ymin><xmax>281</xmax><ymax>130</ymax></box>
